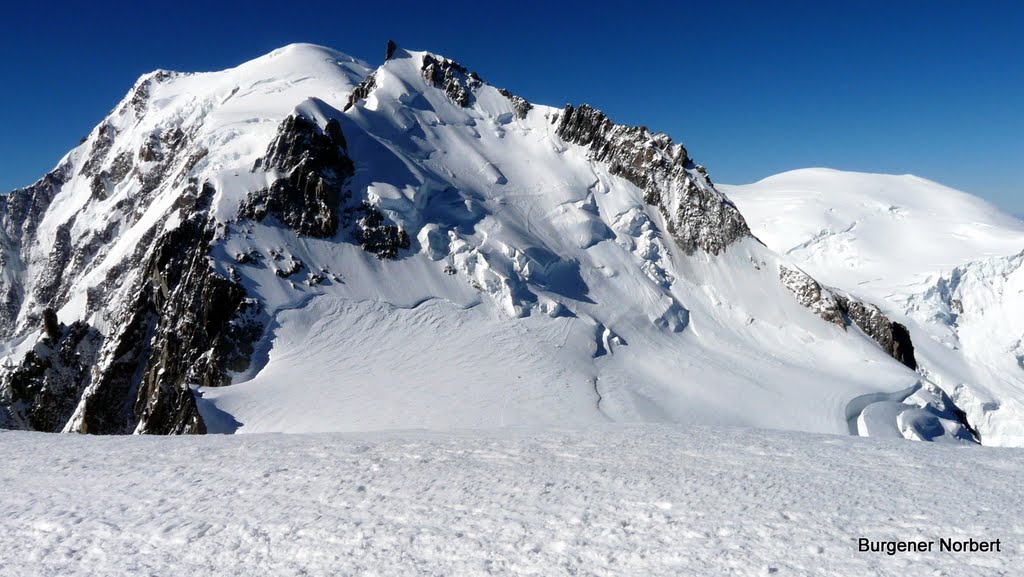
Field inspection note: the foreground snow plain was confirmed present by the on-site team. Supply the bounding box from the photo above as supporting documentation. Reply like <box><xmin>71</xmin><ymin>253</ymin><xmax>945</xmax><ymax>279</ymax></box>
<box><xmin>3</xmin><ymin>425</ymin><xmax>1022</xmax><ymax>576</ymax></box>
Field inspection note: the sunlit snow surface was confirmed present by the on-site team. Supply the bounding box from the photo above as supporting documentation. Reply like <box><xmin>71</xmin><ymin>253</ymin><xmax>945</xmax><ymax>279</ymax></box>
<box><xmin>4</xmin><ymin>45</ymin><xmax>977</xmax><ymax>441</ymax></box>
<box><xmin>724</xmin><ymin>169</ymin><xmax>1024</xmax><ymax>446</ymax></box>
<box><xmin>178</xmin><ymin>48</ymin><xmax>926</xmax><ymax>439</ymax></box>
<box><xmin>2</xmin><ymin>426</ymin><xmax>1022</xmax><ymax>576</ymax></box>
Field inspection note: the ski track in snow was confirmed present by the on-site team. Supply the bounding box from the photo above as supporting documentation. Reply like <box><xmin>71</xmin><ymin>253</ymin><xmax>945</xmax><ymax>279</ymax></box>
<box><xmin>2</xmin><ymin>426</ymin><xmax>1023</xmax><ymax>577</ymax></box>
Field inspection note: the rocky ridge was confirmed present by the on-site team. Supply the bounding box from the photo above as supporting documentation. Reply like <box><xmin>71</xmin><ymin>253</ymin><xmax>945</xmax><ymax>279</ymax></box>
<box><xmin>780</xmin><ymin>266</ymin><xmax>917</xmax><ymax>369</ymax></box>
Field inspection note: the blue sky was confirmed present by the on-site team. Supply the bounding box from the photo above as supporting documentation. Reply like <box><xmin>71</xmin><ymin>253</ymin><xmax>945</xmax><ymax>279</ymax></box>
<box><xmin>1</xmin><ymin>0</ymin><xmax>1021</xmax><ymax>213</ymax></box>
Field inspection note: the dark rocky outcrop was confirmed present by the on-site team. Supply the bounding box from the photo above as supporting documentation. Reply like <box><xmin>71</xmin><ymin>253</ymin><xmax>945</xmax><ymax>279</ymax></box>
<box><xmin>32</xmin><ymin>215</ymin><xmax>76</xmax><ymax>310</ymax></box>
<box><xmin>79</xmin><ymin>124</ymin><xmax>117</xmax><ymax>178</ymax></box>
<box><xmin>344</xmin><ymin>73</ymin><xmax>377</xmax><ymax>112</ymax></box>
<box><xmin>497</xmin><ymin>88</ymin><xmax>533</xmax><ymax>120</ymax></box>
<box><xmin>780</xmin><ymin>265</ymin><xmax>916</xmax><ymax>369</ymax></box>
<box><xmin>779</xmin><ymin>266</ymin><xmax>846</xmax><ymax>326</ymax></box>
<box><xmin>421</xmin><ymin>54</ymin><xmax>482</xmax><ymax>107</ymax></box>
<box><xmin>0</xmin><ymin>310</ymin><xmax>103</xmax><ymax>432</ymax></box>
<box><xmin>355</xmin><ymin>202</ymin><xmax>410</xmax><ymax>259</ymax></box>
<box><xmin>90</xmin><ymin>150</ymin><xmax>134</xmax><ymax>200</ymax></box>
<box><xmin>125</xmin><ymin>70</ymin><xmax>177</xmax><ymax>118</ymax></box>
<box><xmin>135</xmin><ymin>127</ymin><xmax>192</xmax><ymax>207</ymax></box>
<box><xmin>243</xmin><ymin>114</ymin><xmax>355</xmax><ymax>237</ymax></box>
<box><xmin>2</xmin><ymin>118</ymin><xmax>197</xmax><ymax>351</ymax></box>
<box><xmin>133</xmin><ymin>188</ymin><xmax>262</xmax><ymax>433</ymax></box>
<box><xmin>0</xmin><ymin>162</ymin><xmax>74</xmax><ymax>338</ymax></box>
<box><xmin>243</xmin><ymin>113</ymin><xmax>410</xmax><ymax>259</ymax></box>
<box><xmin>70</xmin><ymin>182</ymin><xmax>262</xmax><ymax>435</ymax></box>
<box><xmin>139</xmin><ymin>127</ymin><xmax>186</xmax><ymax>163</ymax></box>
<box><xmin>2</xmin><ymin>163</ymin><xmax>72</xmax><ymax>253</ymax></box>
<box><xmin>555</xmin><ymin>104</ymin><xmax>750</xmax><ymax>255</ymax></box>
<box><xmin>274</xmin><ymin>257</ymin><xmax>304</xmax><ymax>278</ymax></box>
<box><xmin>841</xmin><ymin>298</ymin><xmax>917</xmax><ymax>370</ymax></box>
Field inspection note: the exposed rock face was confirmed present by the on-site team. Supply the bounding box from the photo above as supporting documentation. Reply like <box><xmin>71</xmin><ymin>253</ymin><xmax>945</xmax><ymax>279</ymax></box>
<box><xmin>132</xmin><ymin>184</ymin><xmax>261</xmax><ymax>433</ymax></box>
<box><xmin>243</xmin><ymin>112</ymin><xmax>410</xmax><ymax>259</ymax></box>
<box><xmin>33</xmin><ymin>216</ymin><xmax>75</xmax><ymax>309</ymax></box>
<box><xmin>0</xmin><ymin>163</ymin><xmax>73</xmax><ymax>338</ymax></box>
<box><xmin>344</xmin><ymin>73</ymin><xmax>377</xmax><ymax>112</ymax></box>
<box><xmin>355</xmin><ymin>202</ymin><xmax>410</xmax><ymax>259</ymax></box>
<box><xmin>421</xmin><ymin>54</ymin><xmax>482</xmax><ymax>107</ymax></box>
<box><xmin>779</xmin><ymin>266</ymin><xmax>846</xmax><ymax>327</ymax></box>
<box><xmin>90</xmin><ymin>150</ymin><xmax>133</xmax><ymax>200</ymax></box>
<box><xmin>555</xmin><ymin>104</ymin><xmax>750</xmax><ymax>255</ymax></box>
<box><xmin>244</xmin><ymin>114</ymin><xmax>354</xmax><ymax>238</ymax></box>
<box><xmin>79</xmin><ymin>124</ymin><xmax>118</xmax><ymax>177</ymax></box>
<box><xmin>497</xmin><ymin>88</ymin><xmax>532</xmax><ymax>120</ymax></box>
<box><xmin>0</xmin><ymin>311</ymin><xmax>103</xmax><ymax>432</ymax></box>
<box><xmin>780</xmin><ymin>266</ymin><xmax>916</xmax><ymax>369</ymax></box>
<box><xmin>0</xmin><ymin>169</ymin><xmax>262</xmax><ymax>436</ymax></box>
<box><xmin>841</xmin><ymin>299</ymin><xmax>917</xmax><ymax>370</ymax></box>
<box><xmin>70</xmin><ymin>183</ymin><xmax>261</xmax><ymax>435</ymax></box>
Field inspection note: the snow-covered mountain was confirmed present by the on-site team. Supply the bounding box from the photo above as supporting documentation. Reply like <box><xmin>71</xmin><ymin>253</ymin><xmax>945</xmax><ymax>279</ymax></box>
<box><xmin>723</xmin><ymin>169</ymin><xmax>1024</xmax><ymax>446</ymax></box>
<box><xmin>0</xmin><ymin>43</ymin><xmax>973</xmax><ymax>441</ymax></box>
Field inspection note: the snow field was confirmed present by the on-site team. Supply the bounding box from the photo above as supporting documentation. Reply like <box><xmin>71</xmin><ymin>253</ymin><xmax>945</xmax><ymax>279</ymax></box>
<box><xmin>2</xmin><ymin>426</ymin><xmax>1022</xmax><ymax>576</ymax></box>
<box><xmin>724</xmin><ymin>169</ymin><xmax>1024</xmax><ymax>445</ymax></box>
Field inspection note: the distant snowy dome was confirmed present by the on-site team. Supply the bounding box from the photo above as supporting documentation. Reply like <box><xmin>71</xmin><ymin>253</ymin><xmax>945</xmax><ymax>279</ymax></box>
<box><xmin>724</xmin><ymin>169</ymin><xmax>1024</xmax><ymax>446</ymax></box>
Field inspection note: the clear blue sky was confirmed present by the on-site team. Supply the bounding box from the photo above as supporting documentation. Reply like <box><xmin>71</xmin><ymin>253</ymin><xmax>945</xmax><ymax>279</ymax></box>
<box><xmin>2</xmin><ymin>0</ymin><xmax>1021</xmax><ymax>213</ymax></box>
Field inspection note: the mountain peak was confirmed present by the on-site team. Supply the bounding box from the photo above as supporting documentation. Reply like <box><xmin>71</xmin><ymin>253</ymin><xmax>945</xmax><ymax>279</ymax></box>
<box><xmin>0</xmin><ymin>44</ymin><xmax>977</xmax><ymax>445</ymax></box>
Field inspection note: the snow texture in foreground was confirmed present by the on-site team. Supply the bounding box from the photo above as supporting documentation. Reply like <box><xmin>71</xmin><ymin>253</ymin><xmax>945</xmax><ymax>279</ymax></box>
<box><xmin>2</xmin><ymin>426</ymin><xmax>1022</xmax><ymax>576</ymax></box>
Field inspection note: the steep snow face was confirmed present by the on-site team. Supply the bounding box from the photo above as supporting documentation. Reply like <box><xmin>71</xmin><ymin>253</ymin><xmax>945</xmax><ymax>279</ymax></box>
<box><xmin>724</xmin><ymin>169</ymin><xmax>1024</xmax><ymax>446</ymax></box>
<box><xmin>0</xmin><ymin>45</ymin><xmax>963</xmax><ymax>440</ymax></box>
<box><xmin>0</xmin><ymin>44</ymin><xmax>370</xmax><ymax>433</ymax></box>
<box><xmin>2</xmin><ymin>43</ymin><xmax>370</xmax><ymax>338</ymax></box>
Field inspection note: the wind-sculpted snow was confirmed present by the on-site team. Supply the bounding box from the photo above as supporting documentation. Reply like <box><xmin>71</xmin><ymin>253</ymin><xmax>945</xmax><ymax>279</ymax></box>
<box><xmin>0</xmin><ymin>44</ymin><xmax>945</xmax><ymax>440</ymax></box>
<box><xmin>2</xmin><ymin>426</ymin><xmax>1021</xmax><ymax>576</ymax></box>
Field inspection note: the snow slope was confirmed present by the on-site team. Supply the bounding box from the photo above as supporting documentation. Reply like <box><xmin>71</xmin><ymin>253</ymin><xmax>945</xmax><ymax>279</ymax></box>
<box><xmin>2</xmin><ymin>425</ymin><xmax>1021</xmax><ymax>576</ymax></box>
<box><xmin>191</xmin><ymin>47</ymin><xmax>933</xmax><ymax>438</ymax></box>
<box><xmin>30</xmin><ymin>44</ymin><xmax>370</xmax><ymax>321</ymax></box>
<box><xmin>723</xmin><ymin>169</ymin><xmax>1024</xmax><ymax>445</ymax></box>
<box><xmin>0</xmin><ymin>45</ymin><xmax>966</xmax><ymax>441</ymax></box>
